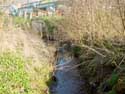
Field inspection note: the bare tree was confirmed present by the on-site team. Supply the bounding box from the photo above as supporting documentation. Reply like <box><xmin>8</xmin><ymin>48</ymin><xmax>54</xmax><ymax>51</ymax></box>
<box><xmin>61</xmin><ymin>0</ymin><xmax>125</xmax><ymax>45</ymax></box>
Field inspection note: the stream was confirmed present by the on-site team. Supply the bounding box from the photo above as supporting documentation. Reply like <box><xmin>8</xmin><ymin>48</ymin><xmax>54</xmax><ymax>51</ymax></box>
<box><xmin>50</xmin><ymin>54</ymin><xmax>85</xmax><ymax>94</ymax></box>
<box><xmin>31</xmin><ymin>20</ymin><xmax>85</xmax><ymax>94</ymax></box>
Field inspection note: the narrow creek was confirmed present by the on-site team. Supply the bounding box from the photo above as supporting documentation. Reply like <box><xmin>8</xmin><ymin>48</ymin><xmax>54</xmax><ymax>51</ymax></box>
<box><xmin>31</xmin><ymin>20</ymin><xmax>85</xmax><ymax>94</ymax></box>
<box><xmin>50</xmin><ymin>50</ymin><xmax>85</xmax><ymax>94</ymax></box>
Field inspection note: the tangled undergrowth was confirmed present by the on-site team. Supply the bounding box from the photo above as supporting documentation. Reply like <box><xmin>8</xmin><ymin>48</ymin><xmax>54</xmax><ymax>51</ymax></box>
<box><xmin>77</xmin><ymin>38</ymin><xmax>125</xmax><ymax>94</ymax></box>
<box><xmin>58</xmin><ymin>0</ymin><xmax>125</xmax><ymax>94</ymax></box>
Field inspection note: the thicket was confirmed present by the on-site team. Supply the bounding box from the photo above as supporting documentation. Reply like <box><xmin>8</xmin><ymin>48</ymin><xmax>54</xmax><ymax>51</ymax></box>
<box><xmin>32</xmin><ymin>16</ymin><xmax>64</xmax><ymax>41</ymax></box>
<box><xmin>60</xmin><ymin>0</ymin><xmax>125</xmax><ymax>94</ymax></box>
<box><xmin>40</xmin><ymin>16</ymin><xmax>62</xmax><ymax>33</ymax></box>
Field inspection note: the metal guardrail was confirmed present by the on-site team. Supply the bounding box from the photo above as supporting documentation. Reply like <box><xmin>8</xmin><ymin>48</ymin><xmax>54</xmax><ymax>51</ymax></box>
<box><xmin>19</xmin><ymin>1</ymin><xmax>61</xmax><ymax>10</ymax></box>
<box><xmin>13</xmin><ymin>0</ymin><xmax>64</xmax><ymax>17</ymax></box>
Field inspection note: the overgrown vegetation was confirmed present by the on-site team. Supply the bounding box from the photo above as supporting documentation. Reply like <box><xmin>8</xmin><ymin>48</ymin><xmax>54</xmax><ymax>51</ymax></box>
<box><xmin>58</xmin><ymin>0</ymin><xmax>125</xmax><ymax>94</ymax></box>
<box><xmin>13</xmin><ymin>17</ymin><xmax>31</xmax><ymax>29</ymax></box>
<box><xmin>31</xmin><ymin>16</ymin><xmax>64</xmax><ymax>41</ymax></box>
<box><xmin>1</xmin><ymin>0</ymin><xmax>125</xmax><ymax>93</ymax></box>
<box><xmin>0</xmin><ymin>52</ymin><xmax>31</xmax><ymax>94</ymax></box>
<box><xmin>40</xmin><ymin>16</ymin><xmax>63</xmax><ymax>33</ymax></box>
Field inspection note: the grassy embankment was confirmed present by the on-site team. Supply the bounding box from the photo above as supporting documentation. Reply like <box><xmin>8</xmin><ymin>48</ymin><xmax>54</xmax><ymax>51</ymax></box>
<box><xmin>0</xmin><ymin>14</ymin><xmax>55</xmax><ymax>94</ymax></box>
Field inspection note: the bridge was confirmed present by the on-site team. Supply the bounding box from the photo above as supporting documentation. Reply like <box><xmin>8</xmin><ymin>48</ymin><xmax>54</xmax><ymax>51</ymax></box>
<box><xmin>17</xmin><ymin>0</ymin><xmax>63</xmax><ymax>18</ymax></box>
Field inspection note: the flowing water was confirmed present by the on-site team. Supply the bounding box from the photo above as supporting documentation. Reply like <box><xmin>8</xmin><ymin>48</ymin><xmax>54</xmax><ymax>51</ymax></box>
<box><xmin>32</xmin><ymin>20</ymin><xmax>85</xmax><ymax>94</ymax></box>
<box><xmin>51</xmin><ymin>56</ymin><xmax>85</xmax><ymax>94</ymax></box>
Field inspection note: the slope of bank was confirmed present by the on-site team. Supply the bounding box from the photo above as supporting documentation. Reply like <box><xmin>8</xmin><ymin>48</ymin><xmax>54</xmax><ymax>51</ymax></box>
<box><xmin>0</xmin><ymin>28</ymin><xmax>56</xmax><ymax>94</ymax></box>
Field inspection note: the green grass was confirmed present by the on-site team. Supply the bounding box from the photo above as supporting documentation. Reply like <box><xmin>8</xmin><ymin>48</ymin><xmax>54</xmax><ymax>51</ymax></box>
<box><xmin>107</xmin><ymin>90</ymin><xmax>117</xmax><ymax>94</ymax></box>
<box><xmin>38</xmin><ymin>16</ymin><xmax>63</xmax><ymax>33</ymax></box>
<box><xmin>13</xmin><ymin>17</ymin><xmax>31</xmax><ymax>28</ymax></box>
<box><xmin>72</xmin><ymin>46</ymin><xmax>82</xmax><ymax>57</ymax></box>
<box><xmin>0</xmin><ymin>52</ymin><xmax>31</xmax><ymax>94</ymax></box>
<box><xmin>107</xmin><ymin>73</ymin><xmax>119</xmax><ymax>87</ymax></box>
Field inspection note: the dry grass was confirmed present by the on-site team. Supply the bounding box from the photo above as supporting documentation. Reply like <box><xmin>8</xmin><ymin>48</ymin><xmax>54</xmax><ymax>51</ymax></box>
<box><xmin>0</xmin><ymin>27</ymin><xmax>56</xmax><ymax>94</ymax></box>
<box><xmin>61</xmin><ymin>0</ymin><xmax>125</xmax><ymax>43</ymax></box>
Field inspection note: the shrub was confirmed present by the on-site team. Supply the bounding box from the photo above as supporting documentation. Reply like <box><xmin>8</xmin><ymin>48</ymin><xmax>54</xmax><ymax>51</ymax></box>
<box><xmin>107</xmin><ymin>73</ymin><xmax>119</xmax><ymax>87</ymax></box>
<box><xmin>40</xmin><ymin>16</ymin><xmax>63</xmax><ymax>33</ymax></box>
<box><xmin>13</xmin><ymin>17</ymin><xmax>31</xmax><ymax>28</ymax></box>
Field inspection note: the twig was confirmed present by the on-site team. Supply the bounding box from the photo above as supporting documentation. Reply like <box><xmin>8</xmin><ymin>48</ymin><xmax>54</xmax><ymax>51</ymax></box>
<box><xmin>64</xmin><ymin>62</ymin><xmax>85</xmax><ymax>71</ymax></box>
<box><xmin>81</xmin><ymin>44</ymin><xmax>106</xmax><ymax>57</ymax></box>
<box><xmin>118</xmin><ymin>56</ymin><xmax>125</xmax><ymax>69</ymax></box>
<box><xmin>114</xmin><ymin>56</ymin><xmax>125</xmax><ymax>72</ymax></box>
<box><xmin>95</xmin><ymin>47</ymin><xmax>114</xmax><ymax>54</ymax></box>
<box><xmin>55</xmin><ymin>59</ymin><xmax>71</xmax><ymax>67</ymax></box>
<box><xmin>56</xmin><ymin>61</ymin><xmax>88</xmax><ymax>71</ymax></box>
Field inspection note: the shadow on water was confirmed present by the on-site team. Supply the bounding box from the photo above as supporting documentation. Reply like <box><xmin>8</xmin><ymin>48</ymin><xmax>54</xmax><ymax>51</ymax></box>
<box><xmin>46</xmin><ymin>56</ymin><xmax>85</xmax><ymax>94</ymax></box>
